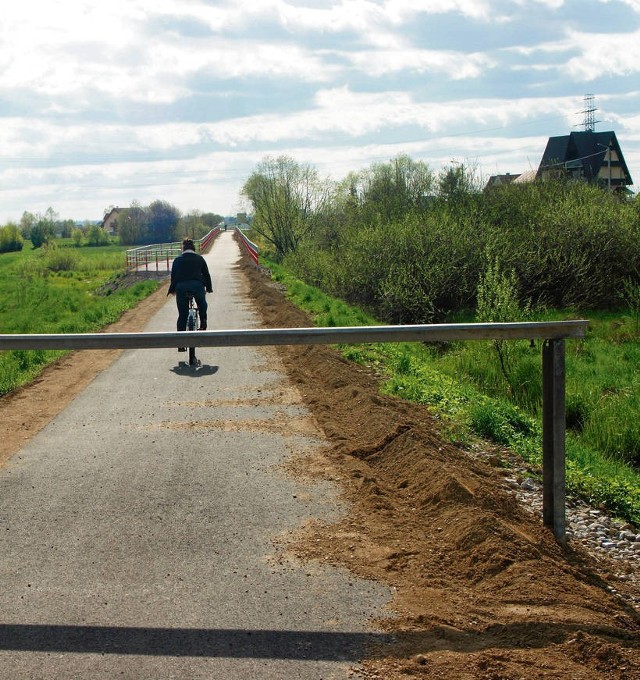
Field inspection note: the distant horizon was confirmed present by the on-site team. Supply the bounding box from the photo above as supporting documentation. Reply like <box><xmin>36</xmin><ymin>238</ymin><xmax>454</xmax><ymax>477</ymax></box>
<box><xmin>13</xmin><ymin>211</ymin><xmax>248</xmax><ymax>226</ymax></box>
<box><xmin>2</xmin><ymin>1</ymin><xmax>638</xmax><ymax>222</ymax></box>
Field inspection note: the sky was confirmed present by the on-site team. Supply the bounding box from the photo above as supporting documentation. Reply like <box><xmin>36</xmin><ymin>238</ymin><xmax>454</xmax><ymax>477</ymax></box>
<box><xmin>1</xmin><ymin>0</ymin><xmax>639</xmax><ymax>223</ymax></box>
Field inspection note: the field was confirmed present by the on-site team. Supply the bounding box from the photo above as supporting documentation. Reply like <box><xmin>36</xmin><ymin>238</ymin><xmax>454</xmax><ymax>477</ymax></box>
<box><xmin>0</xmin><ymin>240</ymin><xmax>161</xmax><ymax>395</ymax></box>
<box><xmin>0</xmin><ymin>234</ymin><xmax>638</xmax><ymax>677</ymax></box>
<box><xmin>3</xmin><ymin>232</ymin><xmax>638</xmax><ymax>525</ymax></box>
<box><xmin>242</xmin><ymin>171</ymin><xmax>640</xmax><ymax>528</ymax></box>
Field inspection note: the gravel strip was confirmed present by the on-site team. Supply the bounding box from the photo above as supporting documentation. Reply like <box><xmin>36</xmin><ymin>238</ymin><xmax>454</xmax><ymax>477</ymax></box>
<box><xmin>468</xmin><ymin>445</ymin><xmax>640</xmax><ymax>612</ymax></box>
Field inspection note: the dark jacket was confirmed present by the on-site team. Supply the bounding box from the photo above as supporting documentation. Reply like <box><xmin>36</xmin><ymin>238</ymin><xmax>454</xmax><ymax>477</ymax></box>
<box><xmin>168</xmin><ymin>250</ymin><xmax>213</xmax><ymax>294</ymax></box>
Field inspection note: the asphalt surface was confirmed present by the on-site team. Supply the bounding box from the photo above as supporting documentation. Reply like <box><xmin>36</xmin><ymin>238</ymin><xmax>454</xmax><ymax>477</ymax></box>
<box><xmin>0</xmin><ymin>232</ymin><xmax>392</xmax><ymax>679</ymax></box>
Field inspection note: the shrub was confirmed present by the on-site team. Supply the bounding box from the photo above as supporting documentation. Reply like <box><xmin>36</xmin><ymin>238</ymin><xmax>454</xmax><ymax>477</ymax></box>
<box><xmin>44</xmin><ymin>249</ymin><xmax>79</xmax><ymax>272</ymax></box>
<box><xmin>0</xmin><ymin>223</ymin><xmax>24</xmax><ymax>253</ymax></box>
<box><xmin>476</xmin><ymin>256</ymin><xmax>532</xmax><ymax>393</ymax></box>
<box><xmin>289</xmin><ymin>175</ymin><xmax>640</xmax><ymax>323</ymax></box>
<box><xmin>86</xmin><ymin>225</ymin><xmax>111</xmax><ymax>247</ymax></box>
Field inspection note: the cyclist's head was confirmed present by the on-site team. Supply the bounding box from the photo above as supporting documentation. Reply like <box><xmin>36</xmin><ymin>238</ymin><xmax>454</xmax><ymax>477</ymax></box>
<box><xmin>182</xmin><ymin>238</ymin><xmax>195</xmax><ymax>252</ymax></box>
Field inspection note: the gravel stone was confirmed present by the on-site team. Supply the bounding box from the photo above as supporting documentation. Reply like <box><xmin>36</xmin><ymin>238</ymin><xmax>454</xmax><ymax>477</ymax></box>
<box><xmin>466</xmin><ymin>444</ymin><xmax>640</xmax><ymax>612</ymax></box>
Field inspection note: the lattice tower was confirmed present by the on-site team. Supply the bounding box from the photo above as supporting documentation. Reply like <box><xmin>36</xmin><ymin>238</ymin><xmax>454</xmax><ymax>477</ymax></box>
<box><xmin>582</xmin><ymin>94</ymin><xmax>599</xmax><ymax>132</ymax></box>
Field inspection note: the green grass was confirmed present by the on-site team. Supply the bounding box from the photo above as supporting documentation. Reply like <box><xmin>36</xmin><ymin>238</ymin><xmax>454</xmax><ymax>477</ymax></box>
<box><xmin>263</xmin><ymin>256</ymin><xmax>640</xmax><ymax>526</ymax></box>
<box><xmin>0</xmin><ymin>240</ymin><xmax>160</xmax><ymax>396</ymax></box>
<box><xmin>270</xmin><ymin>261</ymin><xmax>376</xmax><ymax>328</ymax></box>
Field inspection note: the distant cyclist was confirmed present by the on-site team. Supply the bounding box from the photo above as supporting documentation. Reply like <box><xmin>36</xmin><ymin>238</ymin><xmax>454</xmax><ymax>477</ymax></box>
<box><xmin>168</xmin><ymin>238</ymin><xmax>213</xmax><ymax>335</ymax></box>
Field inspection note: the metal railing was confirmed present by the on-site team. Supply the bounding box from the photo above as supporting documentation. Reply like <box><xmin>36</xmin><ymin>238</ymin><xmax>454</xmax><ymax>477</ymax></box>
<box><xmin>0</xmin><ymin>319</ymin><xmax>588</xmax><ymax>543</ymax></box>
<box><xmin>125</xmin><ymin>228</ymin><xmax>221</xmax><ymax>271</ymax></box>
<box><xmin>235</xmin><ymin>229</ymin><xmax>259</xmax><ymax>265</ymax></box>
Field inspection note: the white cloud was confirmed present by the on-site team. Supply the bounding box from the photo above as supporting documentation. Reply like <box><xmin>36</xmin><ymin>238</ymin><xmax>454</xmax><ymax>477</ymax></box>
<box><xmin>600</xmin><ymin>0</ymin><xmax>640</xmax><ymax>13</ymax></box>
<box><xmin>1</xmin><ymin>0</ymin><xmax>638</xmax><ymax>220</ymax></box>
<box><xmin>0</xmin><ymin>5</ymin><xmax>338</xmax><ymax>103</ymax></box>
<box><xmin>507</xmin><ymin>25</ymin><xmax>640</xmax><ymax>80</ymax></box>
<box><xmin>383</xmin><ymin>0</ymin><xmax>500</xmax><ymax>21</ymax></box>
<box><xmin>509</xmin><ymin>0</ymin><xmax>565</xmax><ymax>8</ymax></box>
<box><xmin>344</xmin><ymin>47</ymin><xmax>495</xmax><ymax>78</ymax></box>
<box><xmin>564</xmin><ymin>28</ymin><xmax>640</xmax><ymax>79</ymax></box>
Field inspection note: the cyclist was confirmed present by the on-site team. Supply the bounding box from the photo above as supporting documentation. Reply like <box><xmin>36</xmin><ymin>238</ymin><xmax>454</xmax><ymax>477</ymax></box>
<box><xmin>168</xmin><ymin>238</ymin><xmax>213</xmax><ymax>348</ymax></box>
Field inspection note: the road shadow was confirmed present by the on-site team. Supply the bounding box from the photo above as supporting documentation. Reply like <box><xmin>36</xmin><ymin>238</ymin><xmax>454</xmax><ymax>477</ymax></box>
<box><xmin>0</xmin><ymin>624</ymin><xmax>389</xmax><ymax>660</ymax></box>
<box><xmin>171</xmin><ymin>363</ymin><xmax>219</xmax><ymax>377</ymax></box>
<box><xmin>1</xmin><ymin>621</ymin><xmax>637</xmax><ymax>661</ymax></box>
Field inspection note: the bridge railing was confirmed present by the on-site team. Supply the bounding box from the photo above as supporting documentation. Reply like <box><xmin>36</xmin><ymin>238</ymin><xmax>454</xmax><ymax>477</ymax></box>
<box><xmin>0</xmin><ymin>319</ymin><xmax>588</xmax><ymax>544</ymax></box>
<box><xmin>234</xmin><ymin>229</ymin><xmax>259</xmax><ymax>266</ymax></box>
<box><xmin>125</xmin><ymin>227</ymin><xmax>222</xmax><ymax>271</ymax></box>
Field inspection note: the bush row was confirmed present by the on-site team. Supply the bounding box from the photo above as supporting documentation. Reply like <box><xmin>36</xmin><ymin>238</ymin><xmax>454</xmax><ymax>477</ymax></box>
<box><xmin>283</xmin><ymin>179</ymin><xmax>640</xmax><ymax>323</ymax></box>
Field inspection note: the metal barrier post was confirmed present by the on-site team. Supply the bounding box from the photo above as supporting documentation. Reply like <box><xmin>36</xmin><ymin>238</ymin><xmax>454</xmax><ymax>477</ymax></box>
<box><xmin>542</xmin><ymin>339</ymin><xmax>566</xmax><ymax>543</ymax></box>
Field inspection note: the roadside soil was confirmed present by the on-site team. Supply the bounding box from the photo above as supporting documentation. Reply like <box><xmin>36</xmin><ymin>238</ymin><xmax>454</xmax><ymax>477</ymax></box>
<box><xmin>238</xmin><ymin>256</ymin><xmax>640</xmax><ymax>680</ymax></box>
<box><xmin>1</xmin><ymin>252</ymin><xmax>639</xmax><ymax>679</ymax></box>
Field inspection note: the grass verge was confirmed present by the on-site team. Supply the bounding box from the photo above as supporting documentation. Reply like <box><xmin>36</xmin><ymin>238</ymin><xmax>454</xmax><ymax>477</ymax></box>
<box><xmin>264</xmin><ymin>258</ymin><xmax>640</xmax><ymax>526</ymax></box>
<box><xmin>0</xmin><ymin>241</ymin><xmax>161</xmax><ymax>396</ymax></box>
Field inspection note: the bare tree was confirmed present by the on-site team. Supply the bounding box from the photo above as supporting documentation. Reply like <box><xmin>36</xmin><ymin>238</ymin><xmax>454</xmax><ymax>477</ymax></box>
<box><xmin>241</xmin><ymin>156</ymin><xmax>333</xmax><ymax>259</ymax></box>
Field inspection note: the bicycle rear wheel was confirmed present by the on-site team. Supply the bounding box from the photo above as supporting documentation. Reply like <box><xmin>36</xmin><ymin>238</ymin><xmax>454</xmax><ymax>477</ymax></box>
<box><xmin>187</xmin><ymin>306</ymin><xmax>198</xmax><ymax>365</ymax></box>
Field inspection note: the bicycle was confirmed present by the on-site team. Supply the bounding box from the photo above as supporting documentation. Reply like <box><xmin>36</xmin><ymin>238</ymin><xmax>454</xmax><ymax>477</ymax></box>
<box><xmin>182</xmin><ymin>294</ymin><xmax>201</xmax><ymax>367</ymax></box>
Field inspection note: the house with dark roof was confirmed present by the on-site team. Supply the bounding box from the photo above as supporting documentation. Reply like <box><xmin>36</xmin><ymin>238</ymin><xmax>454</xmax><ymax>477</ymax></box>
<box><xmin>536</xmin><ymin>130</ymin><xmax>633</xmax><ymax>192</ymax></box>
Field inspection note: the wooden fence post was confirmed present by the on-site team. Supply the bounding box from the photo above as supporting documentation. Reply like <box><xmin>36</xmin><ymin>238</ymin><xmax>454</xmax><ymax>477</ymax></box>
<box><xmin>542</xmin><ymin>339</ymin><xmax>566</xmax><ymax>543</ymax></box>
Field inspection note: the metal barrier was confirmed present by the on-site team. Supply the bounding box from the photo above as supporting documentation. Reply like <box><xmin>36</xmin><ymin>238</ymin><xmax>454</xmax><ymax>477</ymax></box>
<box><xmin>0</xmin><ymin>319</ymin><xmax>587</xmax><ymax>544</ymax></box>
<box><xmin>234</xmin><ymin>229</ymin><xmax>260</xmax><ymax>266</ymax></box>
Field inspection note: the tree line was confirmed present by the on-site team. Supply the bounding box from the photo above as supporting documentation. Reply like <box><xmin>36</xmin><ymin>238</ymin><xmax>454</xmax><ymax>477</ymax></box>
<box><xmin>102</xmin><ymin>200</ymin><xmax>224</xmax><ymax>246</ymax></box>
<box><xmin>241</xmin><ymin>155</ymin><xmax>640</xmax><ymax>321</ymax></box>
<box><xmin>0</xmin><ymin>202</ymin><xmax>225</xmax><ymax>252</ymax></box>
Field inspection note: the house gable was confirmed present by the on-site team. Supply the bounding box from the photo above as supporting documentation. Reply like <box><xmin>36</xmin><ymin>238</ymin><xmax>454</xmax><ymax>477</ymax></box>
<box><xmin>537</xmin><ymin>130</ymin><xmax>633</xmax><ymax>190</ymax></box>
<box><xmin>101</xmin><ymin>208</ymin><xmax>122</xmax><ymax>235</ymax></box>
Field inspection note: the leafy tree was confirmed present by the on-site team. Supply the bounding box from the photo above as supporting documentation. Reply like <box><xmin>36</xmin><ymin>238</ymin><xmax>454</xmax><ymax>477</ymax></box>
<box><xmin>72</xmin><ymin>228</ymin><xmax>84</xmax><ymax>247</ymax></box>
<box><xmin>147</xmin><ymin>200</ymin><xmax>180</xmax><ymax>243</ymax></box>
<box><xmin>356</xmin><ymin>154</ymin><xmax>435</xmax><ymax>225</ymax></box>
<box><xmin>86</xmin><ymin>224</ymin><xmax>110</xmax><ymax>246</ymax></box>
<box><xmin>30</xmin><ymin>209</ymin><xmax>58</xmax><ymax>248</ymax></box>
<box><xmin>330</xmin><ymin>155</ymin><xmax>434</xmax><ymax>231</ymax></box>
<box><xmin>179</xmin><ymin>210</ymin><xmax>220</xmax><ymax>240</ymax></box>
<box><xmin>118</xmin><ymin>202</ymin><xmax>148</xmax><ymax>245</ymax></box>
<box><xmin>437</xmin><ymin>161</ymin><xmax>480</xmax><ymax>206</ymax></box>
<box><xmin>58</xmin><ymin>219</ymin><xmax>76</xmax><ymax>239</ymax></box>
<box><xmin>241</xmin><ymin>155</ymin><xmax>333</xmax><ymax>259</ymax></box>
<box><xmin>20</xmin><ymin>211</ymin><xmax>36</xmax><ymax>240</ymax></box>
<box><xmin>201</xmin><ymin>212</ymin><xmax>224</xmax><ymax>229</ymax></box>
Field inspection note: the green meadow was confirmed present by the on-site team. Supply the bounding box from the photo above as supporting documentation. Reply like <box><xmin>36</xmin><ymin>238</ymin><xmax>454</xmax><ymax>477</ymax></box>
<box><xmin>0</xmin><ymin>240</ymin><xmax>160</xmax><ymax>395</ymax></box>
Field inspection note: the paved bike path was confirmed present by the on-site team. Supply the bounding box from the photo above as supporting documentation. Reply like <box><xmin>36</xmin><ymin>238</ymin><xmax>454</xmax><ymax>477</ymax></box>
<box><xmin>0</xmin><ymin>232</ymin><xmax>391</xmax><ymax>679</ymax></box>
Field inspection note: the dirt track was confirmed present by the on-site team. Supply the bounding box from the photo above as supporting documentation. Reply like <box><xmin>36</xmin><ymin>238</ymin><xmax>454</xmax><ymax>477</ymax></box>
<box><xmin>1</xmin><ymin>247</ymin><xmax>639</xmax><ymax>678</ymax></box>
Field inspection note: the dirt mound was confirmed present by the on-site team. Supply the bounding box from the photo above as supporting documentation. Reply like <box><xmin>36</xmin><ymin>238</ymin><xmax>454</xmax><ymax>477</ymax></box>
<box><xmin>96</xmin><ymin>270</ymin><xmax>168</xmax><ymax>296</ymax></box>
<box><xmin>240</xmin><ymin>255</ymin><xmax>640</xmax><ymax>679</ymax></box>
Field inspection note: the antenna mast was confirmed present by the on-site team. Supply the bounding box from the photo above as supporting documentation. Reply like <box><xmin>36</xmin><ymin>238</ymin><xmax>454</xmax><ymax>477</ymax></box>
<box><xmin>582</xmin><ymin>94</ymin><xmax>599</xmax><ymax>132</ymax></box>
